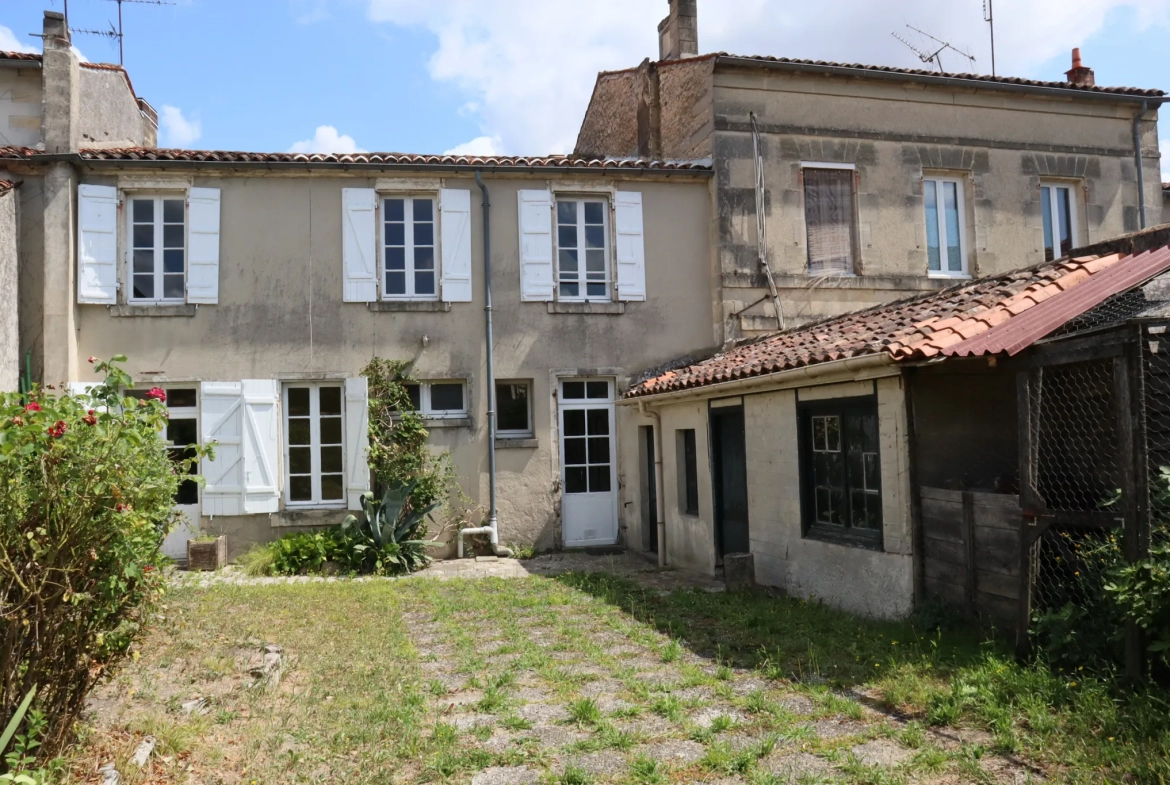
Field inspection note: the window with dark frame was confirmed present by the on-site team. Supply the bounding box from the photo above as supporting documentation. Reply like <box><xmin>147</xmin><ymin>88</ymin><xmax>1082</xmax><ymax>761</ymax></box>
<box><xmin>798</xmin><ymin>396</ymin><xmax>882</xmax><ymax>545</ymax></box>
<box><xmin>496</xmin><ymin>382</ymin><xmax>532</xmax><ymax>436</ymax></box>
<box><xmin>676</xmin><ymin>428</ymin><xmax>699</xmax><ymax>516</ymax></box>
<box><xmin>399</xmin><ymin>381</ymin><xmax>467</xmax><ymax>418</ymax></box>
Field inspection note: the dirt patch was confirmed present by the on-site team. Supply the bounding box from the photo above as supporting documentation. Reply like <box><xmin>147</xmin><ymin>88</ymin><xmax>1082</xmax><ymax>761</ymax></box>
<box><xmin>851</xmin><ymin>739</ymin><xmax>914</xmax><ymax>767</ymax></box>
<box><xmin>639</xmin><ymin>739</ymin><xmax>706</xmax><ymax>764</ymax></box>
<box><xmin>471</xmin><ymin>765</ymin><xmax>540</xmax><ymax>785</ymax></box>
<box><xmin>563</xmin><ymin>750</ymin><xmax>628</xmax><ymax>777</ymax></box>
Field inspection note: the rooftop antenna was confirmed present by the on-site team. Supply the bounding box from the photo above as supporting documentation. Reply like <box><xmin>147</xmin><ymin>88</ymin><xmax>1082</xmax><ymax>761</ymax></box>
<box><xmin>984</xmin><ymin>0</ymin><xmax>996</xmax><ymax>76</ymax></box>
<box><xmin>891</xmin><ymin>24</ymin><xmax>976</xmax><ymax>73</ymax></box>
<box><xmin>72</xmin><ymin>0</ymin><xmax>173</xmax><ymax>65</ymax></box>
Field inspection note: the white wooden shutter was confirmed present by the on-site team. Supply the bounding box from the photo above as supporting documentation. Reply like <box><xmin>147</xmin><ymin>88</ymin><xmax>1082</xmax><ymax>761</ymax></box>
<box><xmin>342</xmin><ymin>188</ymin><xmax>378</xmax><ymax>303</ymax></box>
<box><xmin>439</xmin><ymin>188</ymin><xmax>473</xmax><ymax>302</ymax></box>
<box><xmin>241</xmin><ymin>379</ymin><xmax>280</xmax><ymax>513</ymax></box>
<box><xmin>187</xmin><ymin>187</ymin><xmax>221</xmax><ymax>304</ymax></box>
<box><xmin>518</xmin><ymin>189</ymin><xmax>554</xmax><ymax>301</ymax></box>
<box><xmin>345</xmin><ymin>376</ymin><xmax>370</xmax><ymax>511</ymax></box>
<box><xmin>614</xmin><ymin>191</ymin><xmax>647</xmax><ymax>302</ymax></box>
<box><xmin>77</xmin><ymin>184</ymin><xmax>118</xmax><ymax>304</ymax></box>
<box><xmin>200</xmin><ymin>381</ymin><xmax>244</xmax><ymax>516</ymax></box>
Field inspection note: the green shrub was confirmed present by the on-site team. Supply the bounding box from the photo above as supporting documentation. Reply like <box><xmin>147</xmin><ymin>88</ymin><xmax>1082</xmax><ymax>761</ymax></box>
<box><xmin>236</xmin><ymin>543</ymin><xmax>276</xmax><ymax>576</ymax></box>
<box><xmin>0</xmin><ymin>356</ymin><xmax>201</xmax><ymax>761</ymax></box>
<box><xmin>269</xmin><ymin>531</ymin><xmax>332</xmax><ymax>575</ymax></box>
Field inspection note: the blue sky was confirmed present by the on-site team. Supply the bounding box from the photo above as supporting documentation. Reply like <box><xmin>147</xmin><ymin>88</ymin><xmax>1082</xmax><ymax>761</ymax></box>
<box><xmin>1</xmin><ymin>0</ymin><xmax>1167</xmax><ymax>176</ymax></box>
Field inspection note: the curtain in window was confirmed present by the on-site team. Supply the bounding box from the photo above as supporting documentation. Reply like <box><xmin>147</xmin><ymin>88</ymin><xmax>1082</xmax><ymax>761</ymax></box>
<box><xmin>804</xmin><ymin>168</ymin><xmax>856</xmax><ymax>275</ymax></box>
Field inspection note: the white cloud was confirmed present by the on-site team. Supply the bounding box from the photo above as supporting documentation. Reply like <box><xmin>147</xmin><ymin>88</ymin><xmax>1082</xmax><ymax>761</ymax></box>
<box><xmin>444</xmin><ymin>135</ymin><xmax>502</xmax><ymax>156</ymax></box>
<box><xmin>287</xmin><ymin>125</ymin><xmax>367</xmax><ymax>154</ymax></box>
<box><xmin>159</xmin><ymin>105</ymin><xmax>202</xmax><ymax>148</ymax></box>
<box><xmin>366</xmin><ymin>0</ymin><xmax>1170</xmax><ymax>155</ymax></box>
<box><xmin>0</xmin><ymin>23</ymin><xmax>38</xmax><ymax>53</ymax></box>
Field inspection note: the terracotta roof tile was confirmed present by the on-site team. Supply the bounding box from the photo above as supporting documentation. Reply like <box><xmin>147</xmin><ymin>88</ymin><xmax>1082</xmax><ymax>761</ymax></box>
<box><xmin>0</xmin><ymin>180</ymin><xmax>16</xmax><ymax>197</ymax></box>
<box><xmin>626</xmin><ymin>251</ymin><xmax>1143</xmax><ymax>399</ymax></box>
<box><xmin>0</xmin><ymin>145</ymin><xmax>712</xmax><ymax>172</ymax></box>
<box><xmin>0</xmin><ymin>51</ymin><xmax>41</xmax><ymax>62</ymax></box>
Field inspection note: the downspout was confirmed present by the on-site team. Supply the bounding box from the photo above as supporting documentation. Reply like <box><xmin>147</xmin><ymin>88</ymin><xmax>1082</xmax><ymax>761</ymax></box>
<box><xmin>458</xmin><ymin>172</ymin><xmax>513</xmax><ymax>558</ymax></box>
<box><xmin>639</xmin><ymin>400</ymin><xmax>667</xmax><ymax>568</ymax></box>
<box><xmin>1133</xmin><ymin>100</ymin><xmax>1149</xmax><ymax>230</ymax></box>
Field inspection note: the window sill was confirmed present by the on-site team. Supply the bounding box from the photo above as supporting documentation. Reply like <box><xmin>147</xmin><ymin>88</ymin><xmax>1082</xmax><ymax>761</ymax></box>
<box><xmin>425</xmin><ymin>417</ymin><xmax>472</xmax><ymax>428</ymax></box>
<box><xmin>496</xmin><ymin>437</ymin><xmax>538</xmax><ymax>449</ymax></box>
<box><xmin>109</xmin><ymin>304</ymin><xmax>197</xmax><ymax>317</ymax></box>
<box><xmin>927</xmin><ymin>273</ymin><xmax>971</xmax><ymax>281</ymax></box>
<box><xmin>546</xmin><ymin>301</ymin><xmax>626</xmax><ymax>315</ymax></box>
<box><xmin>368</xmin><ymin>301</ymin><xmax>451</xmax><ymax>313</ymax></box>
<box><xmin>270</xmin><ymin>507</ymin><xmax>350</xmax><ymax>528</ymax></box>
<box><xmin>803</xmin><ymin>525</ymin><xmax>883</xmax><ymax>552</ymax></box>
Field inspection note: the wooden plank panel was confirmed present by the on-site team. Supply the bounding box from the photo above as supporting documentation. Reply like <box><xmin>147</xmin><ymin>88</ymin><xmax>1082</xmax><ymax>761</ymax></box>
<box><xmin>925</xmin><ymin>576</ymin><xmax>966</xmax><ymax>605</ymax></box>
<box><xmin>975</xmin><ymin>590</ymin><xmax>1019</xmax><ymax>624</ymax></box>
<box><xmin>972</xmin><ymin>502</ymin><xmax>1022</xmax><ymax>531</ymax></box>
<box><xmin>922</xmin><ymin>514</ymin><xmax>965</xmax><ymax>543</ymax></box>
<box><xmin>921</xmin><ymin>487</ymin><xmax>964</xmax><ymax>503</ymax></box>
<box><xmin>925</xmin><ymin>558</ymin><xmax>966</xmax><ymax>584</ymax></box>
<box><xmin>974</xmin><ymin>526</ymin><xmax>1019</xmax><ymax>574</ymax></box>
<box><xmin>976</xmin><ymin>569</ymin><xmax>1019</xmax><ymax>600</ymax></box>
<box><xmin>922</xmin><ymin>497</ymin><xmax>964</xmax><ymax>521</ymax></box>
<box><xmin>969</xmin><ymin>491</ymin><xmax>1021</xmax><ymax>510</ymax></box>
<box><xmin>924</xmin><ymin>536</ymin><xmax>966</xmax><ymax>565</ymax></box>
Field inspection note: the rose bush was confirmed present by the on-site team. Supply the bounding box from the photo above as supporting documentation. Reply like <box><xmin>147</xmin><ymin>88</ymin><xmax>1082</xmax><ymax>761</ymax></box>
<box><xmin>0</xmin><ymin>356</ymin><xmax>202</xmax><ymax>762</ymax></box>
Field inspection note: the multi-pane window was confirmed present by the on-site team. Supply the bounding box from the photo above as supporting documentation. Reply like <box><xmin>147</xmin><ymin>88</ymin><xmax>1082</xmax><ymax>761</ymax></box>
<box><xmin>677</xmin><ymin>429</ymin><xmax>698</xmax><ymax>515</ymax></box>
<box><xmin>556</xmin><ymin>199</ymin><xmax>609</xmax><ymax>300</ymax></box>
<box><xmin>284</xmin><ymin>384</ymin><xmax>345</xmax><ymax>506</ymax></box>
<box><xmin>923</xmin><ymin>177</ymin><xmax>968</xmax><ymax>276</ymax></box>
<box><xmin>560</xmin><ymin>380</ymin><xmax>612</xmax><ymax>495</ymax></box>
<box><xmin>130</xmin><ymin>195</ymin><xmax>185</xmax><ymax>301</ymax></box>
<box><xmin>496</xmin><ymin>382</ymin><xmax>532</xmax><ymax>436</ymax></box>
<box><xmin>128</xmin><ymin>387</ymin><xmax>198</xmax><ymax>504</ymax></box>
<box><xmin>384</xmin><ymin>196</ymin><xmax>437</xmax><ymax>299</ymax></box>
<box><xmin>1041</xmin><ymin>184</ymin><xmax>1077</xmax><ymax>262</ymax></box>
<box><xmin>799</xmin><ymin>398</ymin><xmax>882</xmax><ymax>545</ymax></box>
<box><xmin>401</xmin><ymin>381</ymin><xmax>468</xmax><ymax>418</ymax></box>
<box><xmin>803</xmin><ymin>167</ymin><xmax>857</xmax><ymax>275</ymax></box>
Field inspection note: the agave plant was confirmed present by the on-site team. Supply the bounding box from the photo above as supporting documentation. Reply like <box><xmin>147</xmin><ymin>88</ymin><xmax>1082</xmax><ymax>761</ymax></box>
<box><xmin>341</xmin><ymin>480</ymin><xmax>439</xmax><ymax>574</ymax></box>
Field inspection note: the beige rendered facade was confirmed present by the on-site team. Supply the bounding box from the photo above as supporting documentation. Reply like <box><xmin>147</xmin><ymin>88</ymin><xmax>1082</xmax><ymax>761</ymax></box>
<box><xmin>576</xmin><ymin>51</ymin><xmax>1164</xmax><ymax>341</ymax></box>
<box><xmin>2</xmin><ymin>153</ymin><xmax>716</xmax><ymax>557</ymax></box>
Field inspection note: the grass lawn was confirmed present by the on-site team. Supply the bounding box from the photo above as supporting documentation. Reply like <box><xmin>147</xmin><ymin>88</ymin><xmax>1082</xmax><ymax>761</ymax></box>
<box><xmin>62</xmin><ymin>571</ymin><xmax>1170</xmax><ymax>785</ymax></box>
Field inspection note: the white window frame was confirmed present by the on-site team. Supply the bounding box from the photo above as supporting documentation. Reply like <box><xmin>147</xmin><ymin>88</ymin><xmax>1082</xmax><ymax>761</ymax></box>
<box><xmin>403</xmin><ymin>380</ymin><xmax>468</xmax><ymax>420</ymax></box>
<box><xmin>554</xmin><ymin>195</ymin><xmax>612</xmax><ymax>302</ymax></box>
<box><xmin>126</xmin><ymin>192</ymin><xmax>187</xmax><ymax>304</ymax></box>
<box><xmin>1040</xmin><ymin>182</ymin><xmax>1079</xmax><ymax>261</ymax></box>
<box><xmin>923</xmin><ymin>176</ymin><xmax>969</xmax><ymax>278</ymax></box>
<box><xmin>380</xmin><ymin>193</ymin><xmax>440</xmax><ymax>302</ymax></box>
<box><xmin>495</xmin><ymin>380</ymin><xmax>533</xmax><ymax>438</ymax></box>
<box><xmin>282</xmin><ymin>382</ymin><xmax>347</xmax><ymax>509</ymax></box>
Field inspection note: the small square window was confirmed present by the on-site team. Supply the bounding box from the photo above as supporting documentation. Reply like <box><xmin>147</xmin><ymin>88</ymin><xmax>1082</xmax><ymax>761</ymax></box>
<box><xmin>497</xmin><ymin>381</ymin><xmax>532</xmax><ymax>436</ymax></box>
<box><xmin>398</xmin><ymin>381</ymin><xmax>468</xmax><ymax>419</ymax></box>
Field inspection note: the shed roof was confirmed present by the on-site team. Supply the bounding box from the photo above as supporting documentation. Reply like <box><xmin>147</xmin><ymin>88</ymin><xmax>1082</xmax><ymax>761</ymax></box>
<box><xmin>627</xmin><ymin>243</ymin><xmax>1170</xmax><ymax>399</ymax></box>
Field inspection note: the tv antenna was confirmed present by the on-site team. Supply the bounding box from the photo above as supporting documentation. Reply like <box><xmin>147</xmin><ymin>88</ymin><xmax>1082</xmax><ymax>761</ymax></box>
<box><xmin>891</xmin><ymin>24</ymin><xmax>976</xmax><ymax>73</ymax></box>
<box><xmin>71</xmin><ymin>0</ymin><xmax>173</xmax><ymax>65</ymax></box>
<box><xmin>984</xmin><ymin>0</ymin><xmax>996</xmax><ymax>76</ymax></box>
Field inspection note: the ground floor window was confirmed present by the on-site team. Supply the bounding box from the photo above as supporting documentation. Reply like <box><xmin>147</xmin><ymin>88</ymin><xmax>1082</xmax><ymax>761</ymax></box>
<box><xmin>402</xmin><ymin>381</ymin><xmax>468</xmax><ymax>418</ymax></box>
<box><xmin>797</xmin><ymin>395</ymin><xmax>882</xmax><ymax>546</ymax></box>
<box><xmin>676</xmin><ymin>428</ymin><xmax>699</xmax><ymax>515</ymax></box>
<box><xmin>284</xmin><ymin>383</ymin><xmax>345</xmax><ymax>506</ymax></box>
<box><xmin>496</xmin><ymin>381</ymin><xmax>532</xmax><ymax>436</ymax></box>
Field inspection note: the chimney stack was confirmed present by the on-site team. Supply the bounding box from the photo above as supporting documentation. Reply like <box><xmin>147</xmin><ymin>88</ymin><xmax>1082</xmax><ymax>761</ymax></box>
<box><xmin>42</xmin><ymin>11</ymin><xmax>70</xmax><ymax>50</ymax></box>
<box><xmin>1065</xmin><ymin>48</ymin><xmax>1095</xmax><ymax>87</ymax></box>
<box><xmin>41</xmin><ymin>10</ymin><xmax>80</xmax><ymax>153</ymax></box>
<box><xmin>658</xmin><ymin>0</ymin><xmax>698</xmax><ymax>61</ymax></box>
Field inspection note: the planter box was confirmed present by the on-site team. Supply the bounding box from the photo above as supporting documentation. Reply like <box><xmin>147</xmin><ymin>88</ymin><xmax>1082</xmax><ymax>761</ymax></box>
<box><xmin>187</xmin><ymin>536</ymin><xmax>226</xmax><ymax>571</ymax></box>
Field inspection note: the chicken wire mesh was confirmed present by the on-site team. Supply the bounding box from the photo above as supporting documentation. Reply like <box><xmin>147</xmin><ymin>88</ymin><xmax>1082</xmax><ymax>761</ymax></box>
<box><xmin>1144</xmin><ymin>325</ymin><xmax>1170</xmax><ymax>555</ymax></box>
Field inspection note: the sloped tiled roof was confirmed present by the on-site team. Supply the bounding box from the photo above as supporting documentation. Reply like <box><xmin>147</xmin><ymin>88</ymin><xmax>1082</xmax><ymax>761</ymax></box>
<box><xmin>627</xmin><ymin>250</ymin><xmax>1170</xmax><ymax>398</ymax></box>
<box><xmin>0</xmin><ymin>145</ymin><xmax>712</xmax><ymax>171</ymax></box>
<box><xmin>0</xmin><ymin>180</ymin><xmax>16</xmax><ymax>197</ymax></box>
<box><xmin>713</xmin><ymin>54</ymin><xmax>1165</xmax><ymax>98</ymax></box>
<box><xmin>0</xmin><ymin>51</ymin><xmax>41</xmax><ymax>62</ymax></box>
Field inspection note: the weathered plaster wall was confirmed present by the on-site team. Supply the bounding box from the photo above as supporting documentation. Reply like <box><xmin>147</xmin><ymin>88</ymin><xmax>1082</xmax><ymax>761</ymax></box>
<box><xmin>78</xmin><ymin>67</ymin><xmax>154</xmax><ymax>148</ymax></box>
<box><xmin>712</xmin><ymin>67</ymin><xmax>1162</xmax><ymax>336</ymax></box>
<box><xmin>11</xmin><ymin>174</ymin><xmax>44</xmax><ymax>387</ymax></box>
<box><xmin>44</xmin><ymin>169</ymin><xmax>716</xmax><ymax>552</ymax></box>
<box><xmin>0</xmin><ymin>67</ymin><xmax>43</xmax><ymax>148</ymax></box>
<box><xmin>0</xmin><ymin>186</ymin><xmax>17</xmax><ymax>391</ymax></box>
<box><xmin>654</xmin><ymin>398</ymin><xmax>717</xmax><ymax>574</ymax></box>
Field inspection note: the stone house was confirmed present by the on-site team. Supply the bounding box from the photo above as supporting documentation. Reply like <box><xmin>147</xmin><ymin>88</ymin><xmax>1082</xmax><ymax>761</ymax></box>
<box><xmin>575</xmin><ymin>1</ymin><xmax>1165</xmax><ymax>343</ymax></box>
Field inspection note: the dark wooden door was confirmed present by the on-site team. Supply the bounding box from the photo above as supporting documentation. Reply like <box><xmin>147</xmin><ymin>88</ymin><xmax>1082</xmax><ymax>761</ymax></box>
<box><xmin>711</xmin><ymin>407</ymin><xmax>750</xmax><ymax>557</ymax></box>
<box><xmin>645</xmin><ymin>426</ymin><xmax>658</xmax><ymax>553</ymax></box>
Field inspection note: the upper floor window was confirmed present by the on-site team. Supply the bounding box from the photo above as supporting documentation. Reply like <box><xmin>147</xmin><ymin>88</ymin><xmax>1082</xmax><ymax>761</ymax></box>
<box><xmin>1041</xmin><ymin>183</ymin><xmax>1077</xmax><ymax>261</ymax></box>
<box><xmin>130</xmin><ymin>195</ymin><xmax>186</xmax><ymax>302</ymax></box>
<box><xmin>383</xmin><ymin>196</ymin><xmax>437</xmax><ymax>300</ymax></box>
<box><xmin>803</xmin><ymin>166</ymin><xmax>857</xmax><ymax>276</ymax></box>
<box><xmin>923</xmin><ymin>177</ymin><xmax>968</xmax><ymax>277</ymax></box>
<box><xmin>555</xmin><ymin>198</ymin><xmax>610</xmax><ymax>301</ymax></box>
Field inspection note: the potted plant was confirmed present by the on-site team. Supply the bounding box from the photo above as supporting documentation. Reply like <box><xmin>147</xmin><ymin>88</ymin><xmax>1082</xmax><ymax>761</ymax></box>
<box><xmin>187</xmin><ymin>532</ymin><xmax>226</xmax><ymax>571</ymax></box>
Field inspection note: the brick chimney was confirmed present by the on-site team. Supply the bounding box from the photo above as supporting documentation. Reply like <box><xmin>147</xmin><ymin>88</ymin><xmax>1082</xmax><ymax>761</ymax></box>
<box><xmin>658</xmin><ymin>0</ymin><xmax>698</xmax><ymax>61</ymax></box>
<box><xmin>1065</xmin><ymin>48</ymin><xmax>1095</xmax><ymax>88</ymax></box>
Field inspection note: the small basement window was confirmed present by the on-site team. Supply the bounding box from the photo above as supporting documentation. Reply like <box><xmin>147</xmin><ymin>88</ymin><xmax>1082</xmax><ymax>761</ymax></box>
<box><xmin>402</xmin><ymin>381</ymin><xmax>468</xmax><ymax>418</ymax></box>
<box><xmin>798</xmin><ymin>396</ymin><xmax>882</xmax><ymax>547</ymax></box>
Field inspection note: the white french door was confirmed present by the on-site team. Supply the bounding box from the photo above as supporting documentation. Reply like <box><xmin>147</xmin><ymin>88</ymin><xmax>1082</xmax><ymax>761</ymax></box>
<box><xmin>559</xmin><ymin>378</ymin><xmax>618</xmax><ymax>546</ymax></box>
<box><xmin>157</xmin><ymin>388</ymin><xmax>201</xmax><ymax>560</ymax></box>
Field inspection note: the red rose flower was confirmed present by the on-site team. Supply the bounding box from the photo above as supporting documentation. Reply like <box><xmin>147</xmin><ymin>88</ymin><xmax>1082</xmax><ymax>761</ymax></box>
<box><xmin>47</xmin><ymin>420</ymin><xmax>68</xmax><ymax>438</ymax></box>
<box><xmin>115</xmin><ymin>503</ymin><xmax>129</xmax><ymax>513</ymax></box>
<box><xmin>11</xmin><ymin>416</ymin><xmax>23</xmax><ymax>426</ymax></box>
<box><xmin>88</xmin><ymin>356</ymin><xmax>97</xmax><ymax>364</ymax></box>
<box><xmin>24</xmin><ymin>402</ymin><xmax>41</xmax><ymax>412</ymax></box>
<box><xmin>145</xmin><ymin>387</ymin><xmax>167</xmax><ymax>403</ymax></box>
<box><xmin>83</xmin><ymin>414</ymin><xmax>97</xmax><ymax>426</ymax></box>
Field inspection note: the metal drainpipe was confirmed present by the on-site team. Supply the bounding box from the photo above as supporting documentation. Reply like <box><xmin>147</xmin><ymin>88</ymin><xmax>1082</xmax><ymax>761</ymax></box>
<box><xmin>639</xmin><ymin>401</ymin><xmax>667</xmax><ymax>568</ymax></box>
<box><xmin>1134</xmin><ymin>100</ymin><xmax>1149</xmax><ymax>230</ymax></box>
<box><xmin>458</xmin><ymin>171</ymin><xmax>513</xmax><ymax>559</ymax></box>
